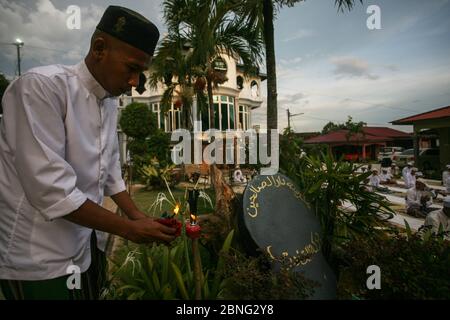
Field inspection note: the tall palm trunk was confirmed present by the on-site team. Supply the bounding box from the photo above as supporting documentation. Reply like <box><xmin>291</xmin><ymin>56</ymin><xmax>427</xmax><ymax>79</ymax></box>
<box><xmin>263</xmin><ymin>0</ymin><xmax>278</xmax><ymax>131</ymax></box>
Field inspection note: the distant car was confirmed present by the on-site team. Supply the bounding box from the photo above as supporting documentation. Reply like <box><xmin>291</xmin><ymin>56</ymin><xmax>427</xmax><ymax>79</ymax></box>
<box><xmin>343</xmin><ymin>153</ymin><xmax>359</xmax><ymax>162</ymax></box>
<box><xmin>418</xmin><ymin>148</ymin><xmax>440</xmax><ymax>172</ymax></box>
<box><xmin>378</xmin><ymin>147</ymin><xmax>404</xmax><ymax>167</ymax></box>
<box><xmin>394</xmin><ymin>148</ymin><xmax>415</xmax><ymax>167</ymax></box>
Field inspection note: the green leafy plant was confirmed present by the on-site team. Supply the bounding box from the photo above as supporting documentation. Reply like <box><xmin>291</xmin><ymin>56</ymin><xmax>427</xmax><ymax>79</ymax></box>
<box><xmin>281</xmin><ymin>149</ymin><xmax>396</xmax><ymax>267</ymax></box>
<box><xmin>219</xmin><ymin>249</ymin><xmax>318</xmax><ymax>300</ymax></box>
<box><xmin>140</xmin><ymin>158</ymin><xmax>177</xmax><ymax>190</ymax></box>
<box><xmin>119</xmin><ymin>102</ymin><xmax>157</xmax><ymax>139</ymax></box>
<box><xmin>337</xmin><ymin>230</ymin><xmax>450</xmax><ymax>299</ymax></box>
<box><xmin>103</xmin><ymin>230</ymin><xmax>235</xmax><ymax>300</ymax></box>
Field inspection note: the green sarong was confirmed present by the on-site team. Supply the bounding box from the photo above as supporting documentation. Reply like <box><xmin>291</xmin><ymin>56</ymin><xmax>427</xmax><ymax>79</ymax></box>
<box><xmin>0</xmin><ymin>231</ymin><xmax>107</xmax><ymax>300</ymax></box>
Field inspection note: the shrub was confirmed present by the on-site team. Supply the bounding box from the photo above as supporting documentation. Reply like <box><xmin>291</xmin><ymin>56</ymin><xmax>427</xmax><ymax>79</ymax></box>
<box><xmin>337</xmin><ymin>231</ymin><xmax>450</xmax><ymax>299</ymax></box>
<box><xmin>147</xmin><ymin>130</ymin><xmax>171</xmax><ymax>165</ymax></box>
<box><xmin>103</xmin><ymin>230</ymin><xmax>235</xmax><ymax>300</ymax></box>
<box><xmin>219</xmin><ymin>249</ymin><xmax>318</xmax><ymax>300</ymax></box>
<box><xmin>119</xmin><ymin>102</ymin><xmax>157</xmax><ymax>139</ymax></box>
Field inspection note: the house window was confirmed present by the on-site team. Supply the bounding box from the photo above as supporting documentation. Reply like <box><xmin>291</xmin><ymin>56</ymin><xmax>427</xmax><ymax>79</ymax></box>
<box><xmin>238</xmin><ymin>105</ymin><xmax>250</xmax><ymax>130</ymax></box>
<box><xmin>151</xmin><ymin>103</ymin><xmax>165</xmax><ymax>130</ymax></box>
<box><xmin>236</xmin><ymin>76</ymin><xmax>244</xmax><ymax>90</ymax></box>
<box><xmin>200</xmin><ymin>96</ymin><xmax>235</xmax><ymax>131</ymax></box>
<box><xmin>250</xmin><ymin>80</ymin><xmax>259</xmax><ymax>98</ymax></box>
<box><xmin>166</xmin><ymin>104</ymin><xmax>182</xmax><ymax>132</ymax></box>
<box><xmin>152</xmin><ymin>103</ymin><xmax>181</xmax><ymax>132</ymax></box>
<box><xmin>213</xmin><ymin>57</ymin><xmax>227</xmax><ymax>72</ymax></box>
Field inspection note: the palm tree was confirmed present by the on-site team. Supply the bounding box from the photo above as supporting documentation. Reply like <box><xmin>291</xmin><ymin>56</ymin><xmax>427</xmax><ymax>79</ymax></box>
<box><xmin>161</xmin><ymin>0</ymin><xmax>264</xmax><ymax>131</ymax></box>
<box><xmin>233</xmin><ymin>0</ymin><xmax>363</xmax><ymax>131</ymax></box>
<box><xmin>149</xmin><ymin>33</ymin><xmax>201</xmax><ymax>131</ymax></box>
<box><xmin>153</xmin><ymin>0</ymin><xmax>264</xmax><ymax>196</ymax></box>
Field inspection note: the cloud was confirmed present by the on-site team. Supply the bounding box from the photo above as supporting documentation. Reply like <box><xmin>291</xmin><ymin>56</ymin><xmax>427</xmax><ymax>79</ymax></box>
<box><xmin>279</xmin><ymin>56</ymin><xmax>303</xmax><ymax>65</ymax></box>
<box><xmin>282</xmin><ymin>29</ymin><xmax>315</xmax><ymax>42</ymax></box>
<box><xmin>278</xmin><ymin>92</ymin><xmax>307</xmax><ymax>107</ymax></box>
<box><xmin>0</xmin><ymin>0</ymin><xmax>104</xmax><ymax>74</ymax></box>
<box><xmin>331</xmin><ymin>57</ymin><xmax>379</xmax><ymax>80</ymax></box>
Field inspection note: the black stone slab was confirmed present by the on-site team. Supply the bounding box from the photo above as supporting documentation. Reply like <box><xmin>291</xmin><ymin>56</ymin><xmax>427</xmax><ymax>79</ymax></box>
<box><xmin>240</xmin><ymin>174</ymin><xmax>337</xmax><ymax>299</ymax></box>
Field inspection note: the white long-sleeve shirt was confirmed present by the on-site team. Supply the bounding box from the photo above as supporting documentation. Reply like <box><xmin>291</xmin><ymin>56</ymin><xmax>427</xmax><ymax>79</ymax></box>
<box><xmin>402</xmin><ymin>166</ymin><xmax>411</xmax><ymax>183</ymax></box>
<box><xmin>405</xmin><ymin>187</ymin><xmax>433</xmax><ymax>210</ymax></box>
<box><xmin>0</xmin><ymin>61</ymin><xmax>125</xmax><ymax>280</ymax></box>
<box><xmin>424</xmin><ymin>209</ymin><xmax>449</xmax><ymax>239</ymax></box>
<box><xmin>443</xmin><ymin>170</ymin><xmax>450</xmax><ymax>192</ymax></box>
<box><xmin>369</xmin><ymin>174</ymin><xmax>381</xmax><ymax>187</ymax></box>
<box><xmin>405</xmin><ymin>173</ymin><xmax>416</xmax><ymax>189</ymax></box>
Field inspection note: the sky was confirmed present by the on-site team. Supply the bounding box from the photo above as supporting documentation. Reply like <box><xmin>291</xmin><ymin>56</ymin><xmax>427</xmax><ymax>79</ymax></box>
<box><xmin>1</xmin><ymin>0</ymin><xmax>449</xmax><ymax>133</ymax></box>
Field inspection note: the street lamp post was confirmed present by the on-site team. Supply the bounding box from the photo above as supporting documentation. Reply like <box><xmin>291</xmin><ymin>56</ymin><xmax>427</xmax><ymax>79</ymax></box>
<box><xmin>13</xmin><ymin>39</ymin><xmax>24</xmax><ymax>76</ymax></box>
<box><xmin>286</xmin><ymin>108</ymin><xmax>304</xmax><ymax>129</ymax></box>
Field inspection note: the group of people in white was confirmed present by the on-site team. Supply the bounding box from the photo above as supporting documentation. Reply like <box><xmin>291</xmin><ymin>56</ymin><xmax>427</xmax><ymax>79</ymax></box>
<box><xmin>365</xmin><ymin>162</ymin><xmax>450</xmax><ymax>239</ymax></box>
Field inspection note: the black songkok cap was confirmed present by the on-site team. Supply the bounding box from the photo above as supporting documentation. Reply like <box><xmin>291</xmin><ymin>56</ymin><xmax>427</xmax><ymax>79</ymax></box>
<box><xmin>96</xmin><ymin>6</ymin><xmax>160</xmax><ymax>56</ymax></box>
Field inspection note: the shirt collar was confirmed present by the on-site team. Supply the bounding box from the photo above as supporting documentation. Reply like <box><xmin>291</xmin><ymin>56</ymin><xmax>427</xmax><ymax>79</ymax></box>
<box><xmin>75</xmin><ymin>60</ymin><xmax>112</xmax><ymax>100</ymax></box>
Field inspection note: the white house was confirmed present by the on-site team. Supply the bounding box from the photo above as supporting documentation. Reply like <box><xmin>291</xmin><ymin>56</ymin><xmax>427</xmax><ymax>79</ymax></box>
<box><xmin>119</xmin><ymin>53</ymin><xmax>266</xmax><ymax>133</ymax></box>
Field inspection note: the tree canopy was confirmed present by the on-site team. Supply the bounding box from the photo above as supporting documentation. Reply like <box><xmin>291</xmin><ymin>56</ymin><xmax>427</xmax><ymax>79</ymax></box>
<box><xmin>321</xmin><ymin>116</ymin><xmax>367</xmax><ymax>135</ymax></box>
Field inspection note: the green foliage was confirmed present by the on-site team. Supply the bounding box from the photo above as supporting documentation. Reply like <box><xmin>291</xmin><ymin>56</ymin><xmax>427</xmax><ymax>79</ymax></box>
<box><xmin>321</xmin><ymin>116</ymin><xmax>366</xmax><ymax>136</ymax></box>
<box><xmin>280</xmin><ymin>127</ymin><xmax>304</xmax><ymax>172</ymax></box>
<box><xmin>338</xmin><ymin>231</ymin><xmax>450</xmax><ymax>299</ymax></box>
<box><xmin>147</xmin><ymin>130</ymin><xmax>172</xmax><ymax>165</ymax></box>
<box><xmin>127</xmin><ymin>139</ymin><xmax>148</xmax><ymax>156</ymax></box>
<box><xmin>140</xmin><ymin>159</ymin><xmax>177</xmax><ymax>190</ymax></box>
<box><xmin>219</xmin><ymin>249</ymin><xmax>318</xmax><ymax>300</ymax></box>
<box><xmin>119</xmin><ymin>102</ymin><xmax>157</xmax><ymax>139</ymax></box>
<box><xmin>104</xmin><ymin>230</ymin><xmax>236</xmax><ymax>300</ymax></box>
<box><xmin>281</xmin><ymin>149</ymin><xmax>395</xmax><ymax>265</ymax></box>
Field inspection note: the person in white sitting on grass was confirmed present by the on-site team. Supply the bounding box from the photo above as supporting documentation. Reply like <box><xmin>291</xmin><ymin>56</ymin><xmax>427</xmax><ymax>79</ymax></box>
<box><xmin>380</xmin><ymin>168</ymin><xmax>394</xmax><ymax>184</ymax></box>
<box><xmin>443</xmin><ymin>164</ymin><xmax>450</xmax><ymax>194</ymax></box>
<box><xmin>233</xmin><ymin>169</ymin><xmax>247</xmax><ymax>183</ymax></box>
<box><xmin>423</xmin><ymin>196</ymin><xmax>450</xmax><ymax>240</ymax></box>
<box><xmin>406</xmin><ymin>180</ymin><xmax>434</xmax><ymax>218</ymax></box>
<box><xmin>405</xmin><ymin>167</ymin><xmax>419</xmax><ymax>189</ymax></box>
<box><xmin>402</xmin><ymin>162</ymin><xmax>414</xmax><ymax>185</ymax></box>
<box><xmin>369</xmin><ymin>169</ymin><xmax>389</xmax><ymax>192</ymax></box>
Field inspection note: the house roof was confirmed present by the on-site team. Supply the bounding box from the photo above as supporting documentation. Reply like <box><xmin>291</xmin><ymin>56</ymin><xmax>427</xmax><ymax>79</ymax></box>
<box><xmin>304</xmin><ymin>127</ymin><xmax>411</xmax><ymax>145</ymax></box>
<box><xmin>391</xmin><ymin>105</ymin><xmax>450</xmax><ymax>125</ymax></box>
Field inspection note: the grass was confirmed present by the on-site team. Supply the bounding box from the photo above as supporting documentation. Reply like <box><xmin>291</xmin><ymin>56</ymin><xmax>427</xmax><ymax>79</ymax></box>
<box><xmin>131</xmin><ymin>185</ymin><xmax>216</xmax><ymax>218</ymax></box>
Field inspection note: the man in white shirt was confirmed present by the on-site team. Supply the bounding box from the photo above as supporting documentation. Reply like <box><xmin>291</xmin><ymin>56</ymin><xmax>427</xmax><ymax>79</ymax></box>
<box><xmin>389</xmin><ymin>163</ymin><xmax>399</xmax><ymax>178</ymax></box>
<box><xmin>402</xmin><ymin>162</ymin><xmax>413</xmax><ymax>186</ymax></box>
<box><xmin>369</xmin><ymin>169</ymin><xmax>381</xmax><ymax>188</ymax></box>
<box><xmin>379</xmin><ymin>168</ymin><xmax>394</xmax><ymax>184</ymax></box>
<box><xmin>443</xmin><ymin>164</ymin><xmax>450</xmax><ymax>194</ymax></box>
<box><xmin>0</xmin><ymin>6</ymin><xmax>177</xmax><ymax>300</ymax></box>
<box><xmin>405</xmin><ymin>167</ymin><xmax>418</xmax><ymax>189</ymax></box>
<box><xmin>405</xmin><ymin>180</ymin><xmax>433</xmax><ymax>218</ymax></box>
<box><xmin>423</xmin><ymin>196</ymin><xmax>450</xmax><ymax>240</ymax></box>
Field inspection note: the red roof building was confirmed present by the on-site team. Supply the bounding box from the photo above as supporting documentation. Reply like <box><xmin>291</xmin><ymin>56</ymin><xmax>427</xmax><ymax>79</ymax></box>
<box><xmin>391</xmin><ymin>105</ymin><xmax>450</xmax><ymax>176</ymax></box>
<box><xmin>391</xmin><ymin>105</ymin><xmax>450</xmax><ymax>125</ymax></box>
<box><xmin>304</xmin><ymin>127</ymin><xmax>412</xmax><ymax>161</ymax></box>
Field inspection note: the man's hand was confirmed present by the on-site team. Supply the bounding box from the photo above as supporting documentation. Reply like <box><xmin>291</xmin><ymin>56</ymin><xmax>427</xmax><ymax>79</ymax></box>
<box><xmin>125</xmin><ymin>217</ymin><xmax>177</xmax><ymax>244</ymax></box>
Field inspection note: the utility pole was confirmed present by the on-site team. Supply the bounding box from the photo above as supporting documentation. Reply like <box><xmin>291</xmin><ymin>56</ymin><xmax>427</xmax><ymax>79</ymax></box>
<box><xmin>13</xmin><ymin>39</ymin><xmax>24</xmax><ymax>76</ymax></box>
<box><xmin>286</xmin><ymin>108</ymin><xmax>304</xmax><ymax>130</ymax></box>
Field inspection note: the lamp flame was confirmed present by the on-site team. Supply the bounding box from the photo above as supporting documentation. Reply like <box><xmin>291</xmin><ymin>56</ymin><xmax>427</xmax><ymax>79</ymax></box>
<box><xmin>190</xmin><ymin>214</ymin><xmax>197</xmax><ymax>225</ymax></box>
<box><xmin>173</xmin><ymin>204</ymin><xmax>180</xmax><ymax>215</ymax></box>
